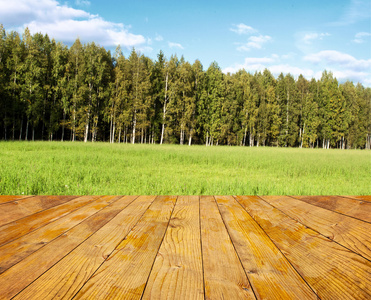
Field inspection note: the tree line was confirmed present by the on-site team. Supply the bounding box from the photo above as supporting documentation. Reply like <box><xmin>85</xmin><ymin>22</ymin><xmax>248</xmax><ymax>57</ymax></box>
<box><xmin>0</xmin><ymin>26</ymin><xmax>370</xmax><ymax>149</ymax></box>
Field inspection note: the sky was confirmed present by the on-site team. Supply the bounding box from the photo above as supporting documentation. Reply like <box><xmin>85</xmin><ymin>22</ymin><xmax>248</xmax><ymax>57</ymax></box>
<box><xmin>0</xmin><ymin>0</ymin><xmax>370</xmax><ymax>86</ymax></box>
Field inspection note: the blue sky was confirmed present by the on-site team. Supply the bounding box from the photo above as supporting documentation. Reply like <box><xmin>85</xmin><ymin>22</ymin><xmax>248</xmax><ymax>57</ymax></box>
<box><xmin>1</xmin><ymin>0</ymin><xmax>370</xmax><ymax>85</ymax></box>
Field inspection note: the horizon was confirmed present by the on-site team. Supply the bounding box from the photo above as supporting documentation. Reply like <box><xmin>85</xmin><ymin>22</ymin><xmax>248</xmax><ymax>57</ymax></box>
<box><xmin>0</xmin><ymin>0</ymin><xmax>370</xmax><ymax>86</ymax></box>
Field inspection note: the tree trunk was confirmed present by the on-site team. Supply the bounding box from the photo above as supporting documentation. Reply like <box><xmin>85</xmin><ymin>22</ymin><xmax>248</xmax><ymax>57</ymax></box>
<box><xmin>109</xmin><ymin>110</ymin><xmax>113</xmax><ymax>143</ymax></box>
<box><xmin>84</xmin><ymin>84</ymin><xmax>93</xmax><ymax>143</ymax></box>
<box><xmin>19</xmin><ymin>119</ymin><xmax>23</xmax><ymax>141</ymax></box>
<box><xmin>180</xmin><ymin>124</ymin><xmax>184</xmax><ymax>145</ymax></box>
<box><xmin>25</xmin><ymin>119</ymin><xmax>29</xmax><ymax>141</ymax></box>
<box><xmin>72</xmin><ymin>102</ymin><xmax>76</xmax><ymax>142</ymax></box>
<box><xmin>112</xmin><ymin>121</ymin><xmax>116</xmax><ymax>143</ymax></box>
<box><xmin>188</xmin><ymin>128</ymin><xmax>192</xmax><ymax>146</ymax></box>
<box><xmin>84</xmin><ymin>119</ymin><xmax>89</xmax><ymax>142</ymax></box>
<box><xmin>61</xmin><ymin>109</ymin><xmax>66</xmax><ymax>141</ymax></box>
<box><xmin>286</xmin><ymin>89</ymin><xmax>289</xmax><ymax>147</ymax></box>
<box><xmin>243</xmin><ymin>126</ymin><xmax>247</xmax><ymax>146</ymax></box>
<box><xmin>160</xmin><ymin>72</ymin><xmax>168</xmax><ymax>145</ymax></box>
<box><xmin>132</xmin><ymin>109</ymin><xmax>137</xmax><ymax>144</ymax></box>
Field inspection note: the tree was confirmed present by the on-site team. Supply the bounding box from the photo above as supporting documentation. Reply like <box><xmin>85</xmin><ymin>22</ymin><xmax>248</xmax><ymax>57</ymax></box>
<box><xmin>201</xmin><ymin>61</ymin><xmax>225</xmax><ymax>146</ymax></box>
<box><xmin>190</xmin><ymin>59</ymin><xmax>204</xmax><ymax>145</ymax></box>
<box><xmin>277</xmin><ymin>73</ymin><xmax>299</xmax><ymax>147</ymax></box>
<box><xmin>68</xmin><ymin>38</ymin><xmax>85</xmax><ymax>141</ymax></box>
<box><xmin>0</xmin><ymin>25</ymin><xmax>370</xmax><ymax>147</ymax></box>
<box><xmin>4</xmin><ymin>30</ymin><xmax>24</xmax><ymax>140</ymax></box>
<box><xmin>127</xmin><ymin>49</ymin><xmax>151</xmax><ymax>144</ymax></box>
<box><xmin>50</xmin><ymin>40</ymin><xmax>69</xmax><ymax>141</ymax></box>
<box><xmin>22</xmin><ymin>28</ymin><xmax>47</xmax><ymax>141</ymax></box>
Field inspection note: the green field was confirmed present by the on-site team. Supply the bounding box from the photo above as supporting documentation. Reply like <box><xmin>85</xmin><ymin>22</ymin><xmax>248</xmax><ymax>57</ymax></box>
<box><xmin>0</xmin><ymin>141</ymin><xmax>370</xmax><ymax>195</ymax></box>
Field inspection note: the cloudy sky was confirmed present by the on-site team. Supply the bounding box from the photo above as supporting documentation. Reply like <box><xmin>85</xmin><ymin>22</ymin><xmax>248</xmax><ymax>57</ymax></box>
<box><xmin>1</xmin><ymin>0</ymin><xmax>370</xmax><ymax>85</ymax></box>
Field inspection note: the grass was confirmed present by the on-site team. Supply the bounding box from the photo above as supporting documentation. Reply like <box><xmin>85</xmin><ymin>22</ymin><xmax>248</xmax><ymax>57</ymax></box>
<box><xmin>0</xmin><ymin>141</ymin><xmax>370</xmax><ymax>195</ymax></box>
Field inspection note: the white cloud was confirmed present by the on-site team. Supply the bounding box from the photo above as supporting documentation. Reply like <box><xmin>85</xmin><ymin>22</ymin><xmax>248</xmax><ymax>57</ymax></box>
<box><xmin>304</xmin><ymin>50</ymin><xmax>371</xmax><ymax>71</ymax></box>
<box><xmin>168</xmin><ymin>42</ymin><xmax>184</xmax><ymax>49</ymax></box>
<box><xmin>223</xmin><ymin>55</ymin><xmax>276</xmax><ymax>73</ymax></box>
<box><xmin>302</xmin><ymin>32</ymin><xmax>330</xmax><ymax>44</ymax></box>
<box><xmin>269</xmin><ymin>65</ymin><xmax>314</xmax><ymax>78</ymax></box>
<box><xmin>155</xmin><ymin>34</ymin><xmax>164</xmax><ymax>42</ymax></box>
<box><xmin>224</xmin><ymin>51</ymin><xmax>371</xmax><ymax>86</ymax></box>
<box><xmin>244</xmin><ymin>57</ymin><xmax>275</xmax><ymax>64</ymax></box>
<box><xmin>353</xmin><ymin>32</ymin><xmax>371</xmax><ymax>43</ymax></box>
<box><xmin>331</xmin><ymin>0</ymin><xmax>371</xmax><ymax>26</ymax></box>
<box><xmin>0</xmin><ymin>0</ymin><xmax>146</xmax><ymax>48</ymax></box>
<box><xmin>230</xmin><ymin>23</ymin><xmax>257</xmax><ymax>35</ymax></box>
<box><xmin>304</xmin><ymin>50</ymin><xmax>371</xmax><ymax>86</ymax></box>
<box><xmin>75</xmin><ymin>0</ymin><xmax>90</xmax><ymax>7</ymax></box>
<box><xmin>223</xmin><ymin>58</ymin><xmax>314</xmax><ymax>78</ymax></box>
<box><xmin>137</xmin><ymin>46</ymin><xmax>153</xmax><ymax>54</ymax></box>
<box><xmin>281</xmin><ymin>52</ymin><xmax>297</xmax><ymax>60</ymax></box>
<box><xmin>313</xmin><ymin>69</ymin><xmax>369</xmax><ymax>85</ymax></box>
<box><xmin>237</xmin><ymin>35</ymin><xmax>272</xmax><ymax>51</ymax></box>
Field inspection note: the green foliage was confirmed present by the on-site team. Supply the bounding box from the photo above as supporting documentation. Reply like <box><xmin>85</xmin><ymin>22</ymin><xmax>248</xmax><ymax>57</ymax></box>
<box><xmin>0</xmin><ymin>25</ymin><xmax>370</xmax><ymax>149</ymax></box>
<box><xmin>0</xmin><ymin>142</ymin><xmax>370</xmax><ymax>195</ymax></box>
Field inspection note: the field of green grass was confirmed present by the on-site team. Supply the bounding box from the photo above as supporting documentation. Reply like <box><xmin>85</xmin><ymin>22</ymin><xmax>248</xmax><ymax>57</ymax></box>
<box><xmin>0</xmin><ymin>141</ymin><xmax>370</xmax><ymax>195</ymax></box>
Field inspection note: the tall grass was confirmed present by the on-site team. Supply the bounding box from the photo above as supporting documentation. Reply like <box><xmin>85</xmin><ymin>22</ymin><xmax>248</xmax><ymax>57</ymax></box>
<box><xmin>0</xmin><ymin>141</ymin><xmax>369</xmax><ymax>195</ymax></box>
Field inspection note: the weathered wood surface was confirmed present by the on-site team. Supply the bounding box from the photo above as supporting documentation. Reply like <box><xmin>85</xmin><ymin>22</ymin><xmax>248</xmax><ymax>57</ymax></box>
<box><xmin>0</xmin><ymin>195</ymin><xmax>33</xmax><ymax>204</ymax></box>
<box><xmin>261</xmin><ymin>195</ymin><xmax>371</xmax><ymax>261</ymax></box>
<box><xmin>0</xmin><ymin>195</ymin><xmax>369</xmax><ymax>299</ymax></box>
<box><xmin>142</xmin><ymin>196</ymin><xmax>204</xmax><ymax>299</ymax></box>
<box><xmin>0</xmin><ymin>195</ymin><xmax>77</xmax><ymax>226</ymax></box>
<box><xmin>292</xmin><ymin>195</ymin><xmax>371</xmax><ymax>223</ymax></box>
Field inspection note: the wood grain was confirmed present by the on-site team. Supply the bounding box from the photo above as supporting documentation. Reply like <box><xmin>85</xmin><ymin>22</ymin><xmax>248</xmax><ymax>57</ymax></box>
<box><xmin>344</xmin><ymin>195</ymin><xmax>371</xmax><ymax>202</ymax></box>
<box><xmin>0</xmin><ymin>195</ymin><xmax>369</xmax><ymax>299</ymax></box>
<box><xmin>142</xmin><ymin>196</ymin><xmax>204</xmax><ymax>300</ymax></box>
<box><xmin>215</xmin><ymin>195</ymin><xmax>317</xmax><ymax>299</ymax></box>
<box><xmin>0</xmin><ymin>195</ymin><xmax>120</xmax><ymax>274</ymax></box>
<box><xmin>73</xmin><ymin>195</ymin><xmax>177</xmax><ymax>300</ymax></box>
<box><xmin>200</xmin><ymin>196</ymin><xmax>255</xmax><ymax>300</ymax></box>
<box><xmin>0</xmin><ymin>195</ymin><xmax>76</xmax><ymax>226</ymax></box>
<box><xmin>0</xmin><ymin>195</ymin><xmax>32</xmax><ymax>204</ymax></box>
<box><xmin>0</xmin><ymin>195</ymin><xmax>136</xmax><ymax>300</ymax></box>
<box><xmin>13</xmin><ymin>196</ymin><xmax>156</xmax><ymax>300</ymax></box>
<box><xmin>261</xmin><ymin>195</ymin><xmax>371</xmax><ymax>260</ymax></box>
<box><xmin>292</xmin><ymin>195</ymin><xmax>371</xmax><ymax>223</ymax></box>
<box><xmin>0</xmin><ymin>195</ymin><xmax>100</xmax><ymax>247</ymax></box>
<box><xmin>236</xmin><ymin>195</ymin><xmax>371</xmax><ymax>300</ymax></box>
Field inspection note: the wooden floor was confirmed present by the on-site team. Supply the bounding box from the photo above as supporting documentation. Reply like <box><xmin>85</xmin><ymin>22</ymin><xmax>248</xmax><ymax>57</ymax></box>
<box><xmin>0</xmin><ymin>195</ymin><xmax>370</xmax><ymax>299</ymax></box>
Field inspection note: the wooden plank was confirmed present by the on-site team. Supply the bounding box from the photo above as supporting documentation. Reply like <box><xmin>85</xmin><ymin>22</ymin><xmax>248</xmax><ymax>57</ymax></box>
<box><xmin>344</xmin><ymin>195</ymin><xmax>371</xmax><ymax>202</ymax></box>
<box><xmin>13</xmin><ymin>196</ymin><xmax>156</xmax><ymax>300</ymax></box>
<box><xmin>0</xmin><ymin>195</ymin><xmax>33</xmax><ymax>205</ymax></box>
<box><xmin>261</xmin><ymin>195</ymin><xmax>371</xmax><ymax>260</ymax></box>
<box><xmin>236</xmin><ymin>195</ymin><xmax>371</xmax><ymax>300</ymax></box>
<box><xmin>142</xmin><ymin>196</ymin><xmax>204</xmax><ymax>299</ymax></box>
<box><xmin>0</xmin><ymin>195</ymin><xmax>100</xmax><ymax>247</ymax></box>
<box><xmin>293</xmin><ymin>195</ymin><xmax>371</xmax><ymax>223</ymax></box>
<box><xmin>200</xmin><ymin>196</ymin><xmax>255</xmax><ymax>299</ymax></box>
<box><xmin>73</xmin><ymin>195</ymin><xmax>177</xmax><ymax>300</ymax></box>
<box><xmin>0</xmin><ymin>195</ymin><xmax>77</xmax><ymax>226</ymax></box>
<box><xmin>0</xmin><ymin>195</ymin><xmax>120</xmax><ymax>274</ymax></box>
<box><xmin>0</xmin><ymin>195</ymin><xmax>137</xmax><ymax>300</ymax></box>
<box><xmin>215</xmin><ymin>196</ymin><xmax>317</xmax><ymax>299</ymax></box>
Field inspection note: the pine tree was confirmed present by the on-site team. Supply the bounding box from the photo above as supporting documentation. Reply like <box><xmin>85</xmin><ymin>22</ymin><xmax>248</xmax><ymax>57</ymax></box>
<box><xmin>50</xmin><ymin>40</ymin><xmax>69</xmax><ymax>141</ymax></box>
<box><xmin>68</xmin><ymin>38</ymin><xmax>85</xmax><ymax>141</ymax></box>
<box><xmin>4</xmin><ymin>30</ymin><xmax>24</xmax><ymax>140</ymax></box>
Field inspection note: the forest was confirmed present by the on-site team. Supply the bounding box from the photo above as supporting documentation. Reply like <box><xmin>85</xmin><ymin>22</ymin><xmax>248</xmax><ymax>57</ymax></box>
<box><xmin>0</xmin><ymin>25</ymin><xmax>370</xmax><ymax>149</ymax></box>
